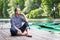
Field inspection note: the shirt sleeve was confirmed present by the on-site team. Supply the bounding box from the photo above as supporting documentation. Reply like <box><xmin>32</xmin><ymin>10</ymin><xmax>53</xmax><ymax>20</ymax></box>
<box><xmin>10</xmin><ymin>18</ymin><xmax>15</xmax><ymax>27</ymax></box>
<box><xmin>21</xmin><ymin>15</ymin><xmax>26</xmax><ymax>22</ymax></box>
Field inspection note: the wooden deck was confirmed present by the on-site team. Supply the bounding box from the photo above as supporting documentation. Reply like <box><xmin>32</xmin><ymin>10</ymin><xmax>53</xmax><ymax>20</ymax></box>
<box><xmin>0</xmin><ymin>28</ymin><xmax>60</xmax><ymax>40</ymax></box>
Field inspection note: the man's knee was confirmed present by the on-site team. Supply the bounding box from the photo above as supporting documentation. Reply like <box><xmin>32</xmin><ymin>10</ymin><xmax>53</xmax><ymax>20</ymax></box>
<box><xmin>24</xmin><ymin>22</ymin><xmax>29</xmax><ymax>27</ymax></box>
<box><xmin>10</xmin><ymin>28</ymin><xmax>17</xmax><ymax>36</ymax></box>
<box><xmin>24</xmin><ymin>22</ymin><xmax>30</xmax><ymax>29</ymax></box>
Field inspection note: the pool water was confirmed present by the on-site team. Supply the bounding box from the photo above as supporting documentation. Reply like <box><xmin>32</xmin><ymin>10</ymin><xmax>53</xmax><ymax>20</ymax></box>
<box><xmin>30</xmin><ymin>22</ymin><xmax>60</xmax><ymax>33</ymax></box>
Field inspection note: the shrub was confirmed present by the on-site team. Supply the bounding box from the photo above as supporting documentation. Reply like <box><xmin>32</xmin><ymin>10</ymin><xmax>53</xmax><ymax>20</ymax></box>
<box><xmin>26</xmin><ymin>8</ymin><xmax>44</xmax><ymax>18</ymax></box>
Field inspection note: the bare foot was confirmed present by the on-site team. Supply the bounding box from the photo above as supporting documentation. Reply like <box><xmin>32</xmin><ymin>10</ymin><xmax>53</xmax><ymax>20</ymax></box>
<box><xmin>26</xmin><ymin>34</ymin><xmax>32</xmax><ymax>37</ymax></box>
<box><xmin>17</xmin><ymin>33</ymin><xmax>23</xmax><ymax>36</ymax></box>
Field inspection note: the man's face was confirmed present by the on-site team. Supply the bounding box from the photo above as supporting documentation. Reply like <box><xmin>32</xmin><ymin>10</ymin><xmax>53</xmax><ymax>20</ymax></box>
<box><xmin>15</xmin><ymin>8</ymin><xmax>21</xmax><ymax>15</ymax></box>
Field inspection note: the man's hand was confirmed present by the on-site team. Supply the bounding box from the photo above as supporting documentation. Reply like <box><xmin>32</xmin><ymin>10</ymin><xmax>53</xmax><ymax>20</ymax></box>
<box><xmin>14</xmin><ymin>26</ymin><xmax>22</xmax><ymax>34</ymax></box>
<box><xmin>20</xmin><ymin>13</ymin><xmax>28</xmax><ymax>22</ymax></box>
<box><xmin>18</xmin><ymin>30</ymin><xmax>22</xmax><ymax>35</ymax></box>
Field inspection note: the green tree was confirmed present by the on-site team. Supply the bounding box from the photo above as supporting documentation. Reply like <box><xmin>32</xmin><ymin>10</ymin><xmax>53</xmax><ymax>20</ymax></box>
<box><xmin>41</xmin><ymin>0</ymin><xmax>53</xmax><ymax>17</ymax></box>
<box><xmin>23</xmin><ymin>0</ymin><xmax>41</xmax><ymax>14</ymax></box>
<box><xmin>57</xmin><ymin>3</ymin><xmax>60</xmax><ymax>17</ymax></box>
<box><xmin>0</xmin><ymin>0</ymin><xmax>3</xmax><ymax>18</ymax></box>
<box><xmin>0</xmin><ymin>0</ymin><xmax>9</xmax><ymax>18</ymax></box>
<box><xmin>15</xmin><ymin>0</ymin><xmax>25</xmax><ymax>10</ymax></box>
<box><xmin>7</xmin><ymin>0</ymin><xmax>25</xmax><ymax>18</ymax></box>
<box><xmin>51</xmin><ymin>0</ymin><xmax>60</xmax><ymax>18</ymax></box>
<box><xmin>7</xmin><ymin>0</ymin><xmax>15</xmax><ymax>18</ymax></box>
<box><xmin>26</xmin><ymin>8</ymin><xmax>43</xmax><ymax>18</ymax></box>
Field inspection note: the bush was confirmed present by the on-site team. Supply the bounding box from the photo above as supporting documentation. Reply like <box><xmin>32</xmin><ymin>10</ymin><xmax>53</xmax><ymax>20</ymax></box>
<box><xmin>26</xmin><ymin>8</ymin><xmax>44</xmax><ymax>18</ymax></box>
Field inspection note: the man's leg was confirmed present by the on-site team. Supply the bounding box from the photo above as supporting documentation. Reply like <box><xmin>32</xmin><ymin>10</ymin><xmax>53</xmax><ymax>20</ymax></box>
<box><xmin>19</xmin><ymin>22</ymin><xmax>29</xmax><ymax>33</ymax></box>
<box><xmin>26</xmin><ymin>28</ymin><xmax>32</xmax><ymax>37</ymax></box>
<box><xmin>10</xmin><ymin>27</ymin><xmax>18</xmax><ymax>36</ymax></box>
<box><xmin>20</xmin><ymin>22</ymin><xmax>32</xmax><ymax>37</ymax></box>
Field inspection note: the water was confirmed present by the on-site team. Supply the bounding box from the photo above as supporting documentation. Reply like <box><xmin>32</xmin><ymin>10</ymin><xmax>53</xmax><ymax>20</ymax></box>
<box><xmin>0</xmin><ymin>20</ymin><xmax>60</xmax><ymax>33</ymax></box>
<box><xmin>30</xmin><ymin>22</ymin><xmax>60</xmax><ymax>33</ymax></box>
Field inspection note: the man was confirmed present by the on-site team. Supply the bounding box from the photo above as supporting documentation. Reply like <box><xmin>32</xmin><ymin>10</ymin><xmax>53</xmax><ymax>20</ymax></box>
<box><xmin>10</xmin><ymin>8</ymin><xmax>32</xmax><ymax>37</ymax></box>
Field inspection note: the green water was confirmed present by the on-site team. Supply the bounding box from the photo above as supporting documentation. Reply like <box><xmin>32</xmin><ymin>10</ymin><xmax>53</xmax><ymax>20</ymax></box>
<box><xmin>30</xmin><ymin>22</ymin><xmax>60</xmax><ymax>33</ymax></box>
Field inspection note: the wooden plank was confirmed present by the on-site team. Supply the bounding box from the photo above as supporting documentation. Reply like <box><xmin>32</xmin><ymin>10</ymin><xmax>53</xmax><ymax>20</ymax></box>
<box><xmin>0</xmin><ymin>29</ymin><xmax>18</xmax><ymax>40</ymax></box>
<box><xmin>0</xmin><ymin>28</ymin><xmax>60</xmax><ymax>40</ymax></box>
<box><xmin>0</xmin><ymin>33</ymin><xmax>5</xmax><ymax>40</ymax></box>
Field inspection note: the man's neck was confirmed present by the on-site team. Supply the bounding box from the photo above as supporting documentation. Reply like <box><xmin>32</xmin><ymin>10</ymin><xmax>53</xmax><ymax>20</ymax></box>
<box><xmin>16</xmin><ymin>14</ymin><xmax>20</xmax><ymax>17</ymax></box>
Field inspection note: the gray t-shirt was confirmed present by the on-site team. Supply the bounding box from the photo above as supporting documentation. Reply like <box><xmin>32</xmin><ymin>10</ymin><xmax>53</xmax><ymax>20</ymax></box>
<box><xmin>11</xmin><ymin>15</ymin><xmax>25</xmax><ymax>28</ymax></box>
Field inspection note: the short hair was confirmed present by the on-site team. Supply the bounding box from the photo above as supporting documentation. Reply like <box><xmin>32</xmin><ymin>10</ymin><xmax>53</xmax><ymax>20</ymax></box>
<box><xmin>14</xmin><ymin>7</ymin><xmax>21</xmax><ymax>12</ymax></box>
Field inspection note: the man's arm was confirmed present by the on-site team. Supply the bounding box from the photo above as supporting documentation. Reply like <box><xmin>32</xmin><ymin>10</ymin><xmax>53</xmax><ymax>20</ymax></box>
<box><xmin>20</xmin><ymin>13</ymin><xmax>28</xmax><ymax>22</ymax></box>
<box><xmin>11</xmin><ymin>19</ymin><xmax>21</xmax><ymax>31</ymax></box>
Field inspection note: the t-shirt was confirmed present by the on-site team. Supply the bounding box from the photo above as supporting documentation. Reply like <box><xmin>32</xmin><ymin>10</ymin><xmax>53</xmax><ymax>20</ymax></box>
<box><xmin>11</xmin><ymin>15</ymin><xmax>25</xmax><ymax>28</ymax></box>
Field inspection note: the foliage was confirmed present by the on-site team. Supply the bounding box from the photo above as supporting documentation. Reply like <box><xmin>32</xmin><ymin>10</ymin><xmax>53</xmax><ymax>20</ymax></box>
<box><xmin>0</xmin><ymin>0</ymin><xmax>60</xmax><ymax>18</ymax></box>
<box><xmin>0</xmin><ymin>0</ymin><xmax>9</xmax><ymax>18</ymax></box>
<box><xmin>41</xmin><ymin>0</ymin><xmax>53</xmax><ymax>17</ymax></box>
<box><xmin>23</xmin><ymin>0</ymin><xmax>41</xmax><ymax>14</ymax></box>
<box><xmin>26</xmin><ymin>8</ymin><xmax>43</xmax><ymax>18</ymax></box>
